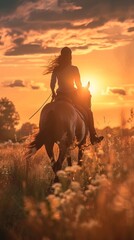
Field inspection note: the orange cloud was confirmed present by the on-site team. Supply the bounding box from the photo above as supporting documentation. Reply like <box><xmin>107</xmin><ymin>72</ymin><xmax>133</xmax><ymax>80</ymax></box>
<box><xmin>2</xmin><ymin>79</ymin><xmax>47</xmax><ymax>91</ymax></box>
<box><xmin>0</xmin><ymin>0</ymin><xmax>134</xmax><ymax>56</ymax></box>
<box><xmin>108</xmin><ymin>88</ymin><xmax>126</xmax><ymax>96</ymax></box>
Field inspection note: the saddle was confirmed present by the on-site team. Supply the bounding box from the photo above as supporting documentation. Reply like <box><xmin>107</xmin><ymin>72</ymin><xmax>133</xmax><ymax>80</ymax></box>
<box><xmin>52</xmin><ymin>92</ymin><xmax>88</xmax><ymax>125</ymax></box>
<box><xmin>54</xmin><ymin>94</ymin><xmax>73</xmax><ymax>104</ymax></box>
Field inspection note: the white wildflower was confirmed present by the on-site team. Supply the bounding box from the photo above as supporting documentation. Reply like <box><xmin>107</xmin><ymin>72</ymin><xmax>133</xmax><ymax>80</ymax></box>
<box><xmin>57</xmin><ymin>170</ymin><xmax>67</xmax><ymax>178</ymax></box>
<box><xmin>70</xmin><ymin>181</ymin><xmax>81</xmax><ymax>192</ymax></box>
<box><xmin>52</xmin><ymin>183</ymin><xmax>62</xmax><ymax>195</ymax></box>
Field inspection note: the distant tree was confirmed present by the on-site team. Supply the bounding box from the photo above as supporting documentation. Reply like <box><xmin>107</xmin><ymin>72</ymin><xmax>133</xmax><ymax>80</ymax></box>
<box><xmin>0</xmin><ymin>97</ymin><xmax>20</xmax><ymax>142</ymax></box>
<box><xmin>17</xmin><ymin>122</ymin><xmax>37</xmax><ymax>141</ymax></box>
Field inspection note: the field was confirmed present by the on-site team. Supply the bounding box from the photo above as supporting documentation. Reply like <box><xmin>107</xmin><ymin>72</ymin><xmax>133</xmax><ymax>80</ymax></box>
<box><xmin>0</xmin><ymin>128</ymin><xmax>134</xmax><ymax>240</ymax></box>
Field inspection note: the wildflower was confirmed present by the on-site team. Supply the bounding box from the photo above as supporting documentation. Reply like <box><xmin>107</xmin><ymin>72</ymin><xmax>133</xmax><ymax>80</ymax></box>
<box><xmin>70</xmin><ymin>181</ymin><xmax>81</xmax><ymax>192</ymax></box>
<box><xmin>47</xmin><ymin>194</ymin><xmax>61</xmax><ymax>211</ymax></box>
<box><xmin>85</xmin><ymin>185</ymin><xmax>98</xmax><ymax>198</ymax></box>
<box><xmin>57</xmin><ymin>170</ymin><xmax>67</xmax><ymax>178</ymax></box>
<box><xmin>107</xmin><ymin>133</ymin><xmax>112</xmax><ymax>138</ymax></box>
<box><xmin>52</xmin><ymin>182</ymin><xmax>62</xmax><ymax>195</ymax></box>
<box><xmin>63</xmin><ymin>189</ymin><xmax>76</xmax><ymax>204</ymax></box>
<box><xmin>24</xmin><ymin>197</ymin><xmax>38</xmax><ymax>218</ymax></box>
<box><xmin>97</xmin><ymin>148</ymin><xmax>104</xmax><ymax>156</ymax></box>
<box><xmin>52</xmin><ymin>211</ymin><xmax>61</xmax><ymax>220</ymax></box>
<box><xmin>65</xmin><ymin>165</ymin><xmax>81</xmax><ymax>173</ymax></box>
<box><xmin>39</xmin><ymin>202</ymin><xmax>48</xmax><ymax>217</ymax></box>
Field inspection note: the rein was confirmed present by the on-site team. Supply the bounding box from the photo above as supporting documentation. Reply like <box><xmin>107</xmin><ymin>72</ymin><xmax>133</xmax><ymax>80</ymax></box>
<box><xmin>29</xmin><ymin>94</ymin><xmax>52</xmax><ymax>120</ymax></box>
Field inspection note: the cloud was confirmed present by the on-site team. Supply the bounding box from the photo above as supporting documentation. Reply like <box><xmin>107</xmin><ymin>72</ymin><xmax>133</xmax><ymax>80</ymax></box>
<box><xmin>29</xmin><ymin>81</ymin><xmax>47</xmax><ymax>91</ymax></box>
<box><xmin>3</xmin><ymin>79</ymin><xmax>26</xmax><ymax>88</ymax></box>
<box><xmin>105</xmin><ymin>85</ymin><xmax>134</xmax><ymax>97</ymax></box>
<box><xmin>1</xmin><ymin>0</ymin><xmax>134</xmax><ymax>26</ymax></box>
<box><xmin>0</xmin><ymin>0</ymin><xmax>40</xmax><ymax>15</ymax></box>
<box><xmin>0</xmin><ymin>0</ymin><xmax>20</xmax><ymax>15</ymax></box>
<box><xmin>31</xmin><ymin>85</ymin><xmax>40</xmax><ymax>89</ymax></box>
<box><xmin>0</xmin><ymin>0</ymin><xmax>134</xmax><ymax>56</ymax></box>
<box><xmin>128</xmin><ymin>27</ymin><xmax>134</xmax><ymax>32</ymax></box>
<box><xmin>13</xmin><ymin>37</ymin><xmax>25</xmax><ymax>45</ymax></box>
<box><xmin>2</xmin><ymin>79</ymin><xmax>47</xmax><ymax>90</ymax></box>
<box><xmin>5</xmin><ymin>43</ymin><xmax>60</xmax><ymax>56</ymax></box>
<box><xmin>0</xmin><ymin>40</ymin><xmax>4</xmax><ymax>45</ymax></box>
<box><xmin>30</xmin><ymin>80</ymin><xmax>47</xmax><ymax>90</ymax></box>
<box><xmin>108</xmin><ymin>87</ymin><xmax>127</xmax><ymax>96</ymax></box>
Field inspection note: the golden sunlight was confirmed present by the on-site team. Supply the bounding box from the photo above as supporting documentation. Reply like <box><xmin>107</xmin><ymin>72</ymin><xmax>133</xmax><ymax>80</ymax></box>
<box><xmin>82</xmin><ymin>76</ymin><xmax>102</xmax><ymax>95</ymax></box>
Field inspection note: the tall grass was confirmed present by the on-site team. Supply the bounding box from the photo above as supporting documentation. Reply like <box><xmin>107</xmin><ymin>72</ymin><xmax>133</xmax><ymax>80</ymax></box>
<box><xmin>0</xmin><ymin>128</ymin><xmax>134</xmax><ymax>240</ymax></box>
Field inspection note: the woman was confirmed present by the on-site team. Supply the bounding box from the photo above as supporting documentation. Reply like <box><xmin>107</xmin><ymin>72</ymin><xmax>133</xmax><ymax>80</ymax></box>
<box><xmin>44</xmin><ymin>47</ymin><xmax>103</xmax><ymax>145</ymax></box>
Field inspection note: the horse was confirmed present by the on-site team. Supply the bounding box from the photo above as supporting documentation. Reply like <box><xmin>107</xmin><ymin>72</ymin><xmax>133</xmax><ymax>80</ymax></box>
<box><xmin>28</xmin><ymin>86</ymin><xmax>91</xmax><ymax>179</ymax></box>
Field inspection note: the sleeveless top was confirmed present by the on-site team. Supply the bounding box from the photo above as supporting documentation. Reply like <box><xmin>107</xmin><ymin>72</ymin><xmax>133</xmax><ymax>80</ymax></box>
<box><xmin>50</xmin><ymin>65</ymin><xmax>82</xmax><ymax>93</ymax></box>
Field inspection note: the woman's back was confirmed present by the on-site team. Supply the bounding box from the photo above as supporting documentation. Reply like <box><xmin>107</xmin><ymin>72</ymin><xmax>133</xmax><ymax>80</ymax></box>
<box><xmin>55</xmin><ymin>65</ymin><xmax>79</xmax><ymax>92</ymax></box>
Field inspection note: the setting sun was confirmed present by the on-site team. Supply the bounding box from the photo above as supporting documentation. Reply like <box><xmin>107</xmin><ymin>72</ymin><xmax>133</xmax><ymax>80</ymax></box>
<box><xmin>82</xmin><ymin>76</ymin><xmax>102</xmax><ymax>95</ymax></box>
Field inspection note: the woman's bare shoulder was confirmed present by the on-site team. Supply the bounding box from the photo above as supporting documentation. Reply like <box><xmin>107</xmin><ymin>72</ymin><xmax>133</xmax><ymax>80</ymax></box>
<box><xmin>71</xmin><ymin>65</ymin><xmax>79</xmax><ymax>70</ymax></box>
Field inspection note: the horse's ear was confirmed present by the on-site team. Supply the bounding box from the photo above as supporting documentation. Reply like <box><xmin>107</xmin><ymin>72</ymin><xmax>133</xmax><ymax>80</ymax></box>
<box><xmin>87</xmin><ymin>81</ymin><xmax>90</xmax><ymax>89</ymax></box>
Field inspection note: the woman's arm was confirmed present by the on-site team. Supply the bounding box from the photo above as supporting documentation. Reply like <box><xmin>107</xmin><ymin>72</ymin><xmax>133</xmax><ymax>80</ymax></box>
<box><xmin>74</xmin><ymin>66</ymin><xmax>82</xmax><ymax>89</ymax></box>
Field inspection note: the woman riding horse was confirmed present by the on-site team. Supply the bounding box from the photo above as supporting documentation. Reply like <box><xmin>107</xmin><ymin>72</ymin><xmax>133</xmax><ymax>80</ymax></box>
<box><xmin>45</xmin><ymin>47</ymin><xmax>103</xmax><ymax>145</ymax></box>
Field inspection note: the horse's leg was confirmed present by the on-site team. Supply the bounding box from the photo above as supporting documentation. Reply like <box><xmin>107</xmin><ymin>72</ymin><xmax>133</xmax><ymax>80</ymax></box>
<box><xmin>45</xmin><ymin>141</ymin><xmax>55</xmax><ymax>167</ymax></box>
<box><xmin>78</xmin><ymin>145</ymin><xmax>84</xmax><ymax>166</ymax></box>
<box><xmin>53</xmin><ymin>145</ymin><xmax>67</xmax><ymax>173</ymax></box>
<box><xmin>53</xmin><ymin>131</ymin><xmax>74</xmax><ymax>182</ymax></box>
<box><xmin>78</xmin><ymin>135</ymin><xmax>87</xmax><ymax>166</ymax></box>
<box><xmin>53</xmin><ymin>134</ymin><xmax>73</xmax><ymax>183</ymax></box>
<box><xmin>77</xmin><ymin>124</ymin><xmax>88</xmax><ymax>165</ymax></box>
<box><xmin>66</xmin><ymin>148</ymin><xmax>72</xmax><ymax>166</ymax></box>
<box><xmin>67</xmin><ymin>156</ymin><xmax>72</xmax><ymax>166</ymax></box>
<box><xmin>52</xmin><ymin>145</ymin><xmax>68</xmax><ymax>182</ymax></box>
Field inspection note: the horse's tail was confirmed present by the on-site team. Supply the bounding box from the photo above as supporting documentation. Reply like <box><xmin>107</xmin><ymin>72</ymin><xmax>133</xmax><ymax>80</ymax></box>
<box><xmin>27</xmin><ymin>110</ymin><xmax>55</xmax><ymax>157</ymax></box>
<box><xmin>27</xmin><ymin>131</ymin><xmax>44</xmax><ymax>155</ymax></box>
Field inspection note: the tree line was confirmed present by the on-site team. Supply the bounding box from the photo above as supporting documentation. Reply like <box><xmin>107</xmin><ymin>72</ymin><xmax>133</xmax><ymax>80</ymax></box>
<box><xmin>0</xmin><ymin>97</ymin><xmax>37</xmax><ymax>142</ymax></box>
<box><xmin>0</xmin><ymin>97</ymin><xmax>133</xmax><ymax>143</ymax></box>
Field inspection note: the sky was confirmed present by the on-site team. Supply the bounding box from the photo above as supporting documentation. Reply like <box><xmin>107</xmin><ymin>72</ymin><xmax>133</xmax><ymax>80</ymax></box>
<box><xmin>0</xmin><ymin>0</ymin><xmax>134</xmax><ymax>128</ymax></box>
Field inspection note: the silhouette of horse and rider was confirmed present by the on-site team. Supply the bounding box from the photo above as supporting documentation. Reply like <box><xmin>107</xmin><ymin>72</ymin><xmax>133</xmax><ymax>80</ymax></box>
<box><xmin>28</xmin><ymin>47</ymin><xmax>103</xmax><ymax>178</ymax></box>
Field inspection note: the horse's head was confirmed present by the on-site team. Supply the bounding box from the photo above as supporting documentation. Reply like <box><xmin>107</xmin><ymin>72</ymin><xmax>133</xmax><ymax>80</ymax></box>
<box><xmin>77</xmin><ymin>82</ymin><xmax>91</xmax><ymax>108</ymax></box>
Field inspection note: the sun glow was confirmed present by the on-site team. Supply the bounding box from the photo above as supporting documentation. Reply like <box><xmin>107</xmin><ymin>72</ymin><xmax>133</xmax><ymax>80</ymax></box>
<box><xmin>82</xmin><ymin>76</ymin><xmax>102</xmax><ymax>95</ymax></box>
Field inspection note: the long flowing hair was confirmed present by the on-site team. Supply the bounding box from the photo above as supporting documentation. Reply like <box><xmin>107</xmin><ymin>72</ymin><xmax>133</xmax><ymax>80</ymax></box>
<box><xmin>43</xmin><ymin>47</ymin><xmax>72</xmax><ymax>75</ymax></box>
